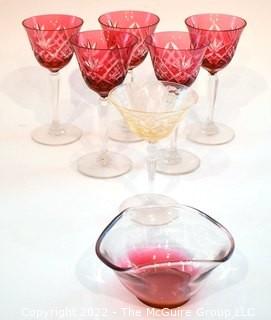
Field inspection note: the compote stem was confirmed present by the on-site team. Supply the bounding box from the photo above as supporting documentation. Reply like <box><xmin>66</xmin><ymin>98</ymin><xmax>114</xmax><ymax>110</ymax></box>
<box><xmin>204</xmin><ymin>73</ymin><xmax>219</xmax><ymax>135</ymax></box>
<box><xmin>48</xmin><ymin>71</ymin><xmax>64</xmax><ymax>136</ymax></box>
<box><xmin>147</xmin><ymin>142</ymin><xmax>157</xmax><ymax>192</ymax></box>
<box><xmin>97</xmin><ymin>97</ymin><xmax>109</xmax><ymax>164</ymax></box>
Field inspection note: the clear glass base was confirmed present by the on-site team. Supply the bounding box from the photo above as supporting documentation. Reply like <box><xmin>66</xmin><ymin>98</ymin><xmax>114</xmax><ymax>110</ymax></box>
<box><xmin>157</xmin><ymin>148</ymin><xmax>200</xmax><ymax>175</ymax></box>
<box><xmin>119</xmin><ymin>193</ymin><xmax>179</xmax><ymax>212</ymax></box>
<box><xmin>77</xmin><ymin>151</ymin><xmax>132</xmax><ymax>178</ymax></box>
<box><xmin>109</xmin><ymin>119</ymin><xmax>142</xmax><ymax>143</ymax></box>
<box><xmin>31</xmin><ymin>124</ymin><xmax>82</xmax><ymax>146</ymax></box>
<box><xmin>187</xmin><ymin>122</ymin><xmax>235</xmax><ymax>145</ymax></box>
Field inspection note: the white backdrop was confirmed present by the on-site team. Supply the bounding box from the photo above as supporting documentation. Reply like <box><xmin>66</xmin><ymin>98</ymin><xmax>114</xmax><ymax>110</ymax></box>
<box><xmin>0</xmin><ymin>0</ymin><xmax>270</xmax><ymax>319</ymax></box>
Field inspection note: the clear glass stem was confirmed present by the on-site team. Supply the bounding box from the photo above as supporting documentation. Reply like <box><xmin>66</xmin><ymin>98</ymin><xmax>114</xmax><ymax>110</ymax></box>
<box><xmin>204</xmin><ymin>73</ymin><xmax>219</xmax><ymax>135</ymax></box>
<box><xmin>97</xmin><ymin>97</ymin><xmax>109</xmax><ymax>165</ymax></box>
<box><xmin>49</xmin><ymin>71</ymin><xmax>64</xmax><ymax>136</ymax></box>
<box><xmin>127</xmin><ymin>69</ymin><xmax>134</xmax><ymax>83</ymax></box>
<box><xmin>169</xmin><ymin>125</ymin><xmax>179</xmax><ymax>157</ymax></box>
<box><xmin>160</xmin><ymin>126</ymin><xmax>182</xmax><ymax>165</ymax></box>
<box><xmin>147</xmin><ymin>142</ymin><xmax>157</xmax><ymax>193</ymax></box>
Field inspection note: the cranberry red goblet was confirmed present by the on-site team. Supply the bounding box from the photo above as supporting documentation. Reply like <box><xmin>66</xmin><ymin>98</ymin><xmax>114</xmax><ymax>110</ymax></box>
<box><xmin>146</xmin><ymin>31</ymin><xmax>207</xmax><ymax>175</ymax></box>
<box><xmin>185</xmin><ymin>14</ymin><xmax>247</xmax><ymax>145</ymax></box>
<box><xmin>70</xmin><ymin>30</ymin><xmax>137</xmax><ymax>178</ymax></box>
<box><xmin>98</xmin><ymin>10</ymin><xmax>160</xmax><ymax>142</ymax></box>
<box><xmin>22</xmin><ymin>14</ymin><xmax>84</xmax><ymax>145</ymax></box>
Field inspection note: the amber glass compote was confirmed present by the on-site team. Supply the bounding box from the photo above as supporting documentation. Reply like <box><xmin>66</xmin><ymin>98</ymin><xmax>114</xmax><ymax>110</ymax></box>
<box><xmin>22</xmin><ymin>14</ymin><xmax>84</xmax><ymax>145</ymax></box>
<box><xmin>70</xmin><ymin>30</ymin><xmax>137</xmax><ymax>178</ymax></box>
<box><xmin>185</xmin><ymin>14</ymin><xmax>247</xmax><ymax>145</ymax></box>
<box><xmin>99</xmin><ymin>10</ymin><xmax>160</xmax><ymax>142</ymax></box>
<box><xmin>109</xmin><ymin>81</ymin><xmax>197</xmax><ymax>207</ymax></box>
<box><xmin>146</xmin><ymin>31</ymin><xmax>206</xmax><ymax>174</ymax></box>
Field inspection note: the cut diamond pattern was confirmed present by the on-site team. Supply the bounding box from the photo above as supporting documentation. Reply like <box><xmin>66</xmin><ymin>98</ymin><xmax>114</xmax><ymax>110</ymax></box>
<box><xmin>23</xmin><ymin>15</ymin><xmax>83</xmax><ymax>72</ymax></box>
<box><xmin>71</xmin><ymin>31</ymin><xmax>137</xmax><ymax>97</ymax></box>
<box><xmin>146</xmin><ymin>32</ymin><xmax>207</xmax><ymax>86</ymax></box>
<box><xmin>99</xmin><ymin>11</ymin><xmax>159</xmax><ymax>69</ymax></box>
<box><xmin>30</xmin><ymin>27</ymin><xmax>73</xmax><ymax>71</ymax></box>
<box><xmin>185</xmin><ymin>14</ymin><xmax>246</xmax><ymax>74</ymax></box>
<box><xmin>117</xmin><ymin>106</ymin><xmax>186</xmax><ymax>143</ymax></box>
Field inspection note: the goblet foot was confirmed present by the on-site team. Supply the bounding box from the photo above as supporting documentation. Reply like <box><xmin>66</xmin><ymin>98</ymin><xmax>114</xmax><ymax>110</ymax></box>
<box><xmin>31</xmin><ymin>124</ymin><xmax>82</xmax><ymax>146</ymax></box>
<box><xmin>77</xmin><ymin>151</ymin><xmax>132</xmax><ymax>178</ymax></box>
<box><xmin>157</xmin><ymin>148</ymin><xmax>200</xmax><ymax>175</ymax></box>
<box><xmin>109</xmin><ymin>120</ymin><xmax>142</xmax><ymax>143</ymax></box>
<box><xmin>119</xmin><ymin>193</ymin><xmax>178</xmax><ymax>211</ymax></box>
<box><xmin>187</xmin><ymin>122</ymin><xmax>235</xmax><ymax>145</ymax></box>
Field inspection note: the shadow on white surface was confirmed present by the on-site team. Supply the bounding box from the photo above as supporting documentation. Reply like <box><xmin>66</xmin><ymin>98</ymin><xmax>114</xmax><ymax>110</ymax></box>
<box><xmin>76</xmin><ymin>246</ymin><xmax>248</xmax><ymax>309</ymax></box>
<box><xmin>76</xmin><ymin>246</ymin><xmax>140</xmax><ymax>306</ymax></box>
<box><xmin>188</xmin><ymin>66</ymin><xmax>268</xmax><ymax>123</ymax></box>
<box><xmin>69</xmin><ymin>68</ymin><xmax>95</xmax><ymax>119</ymax></box>
<box><xmin>1</xmin><ymin>66</ymin><xmax>49</xmax><ymax>122</ymax></box>
<box><xmin>1</xmin><ymin>66</ymin><xmax>86</xmax><ymax>124</ymax></box>
<box><xmin>221</xmin><ymin>66</ymin><xmax>268</xmax><ymax>110</ymax></box>
<box><xmin>195</xmin><ymin>249</ymin><xmax>248</xmax><ymax>302</ymax></box>
<box><xmin>161</xmin><ymin>148</ymin><xmax>231</xmax><ymax>194</ymax></box>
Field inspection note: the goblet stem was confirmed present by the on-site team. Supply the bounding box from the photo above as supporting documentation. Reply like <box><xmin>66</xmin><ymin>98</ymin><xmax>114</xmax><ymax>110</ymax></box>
<box><xmin>48</xmin><ymin>71</ymin><xmax>64</xmax><ymax>136</ymax></box>
<box><xmin>147</xmin><ymin>142</ymin><xmax>157</xmax><ymax>192</ymax></box>
<box><xmin>169</xmin><ymin>125</ymin><xmax>179</xmax><ymax>159</ymax></box>
<box><xmin>127</xmin><ymin>69</ymin><xmax>134</xmax><ymax>83</ymax></box>
<box><xmin>97</xmin><ymin>97</ymin><xmax>109</xmax><ymax>164</ymax></box>
<box><xmin>204</xmin><ymin>73</ymin><xmax>219</xmax><ymax>135</ymax></box>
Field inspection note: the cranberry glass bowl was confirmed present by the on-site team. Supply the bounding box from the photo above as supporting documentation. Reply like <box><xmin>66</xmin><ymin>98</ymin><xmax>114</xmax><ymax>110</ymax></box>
<box><xmin>96</xmin><ymin>205</ymin><xmax>235</xmax><ymax>309</ymax></box>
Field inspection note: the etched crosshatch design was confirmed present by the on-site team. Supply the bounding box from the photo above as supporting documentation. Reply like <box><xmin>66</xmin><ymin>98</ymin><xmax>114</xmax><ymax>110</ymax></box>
<box><xmin>70</xmin><ymin>30</ymin><xmax>138</xmax><ymax>178</ymax></box>
<box><xmin>144</xmin><ymin>32</ymin><xmax>205</xmax><ymax>174</ymax></box>
<box><xmin>71</xmin><ymin>31</ymin><xmax>137</xmax><ymax>98</ymax></box>
<box><xmin>30</xmin><ymin>28</ymin><xmax>73</xmax><ymax>71</ymax></box>
<box><xmin>189</xmin><ymin>29</ymin><xmax>242</xmax><ymax>74</ymax></box>
<box><xmin>116</xmin><ymin>105</ymin><xmax>186</xmax><ymax>143</ymax></box>
<box><xmin>97</xmin><ymin>11</ymin><xmax>160</xmax><ymax>143</ymax></box>
<box><xmin>99</xmin><ymin>11</ymin><xmax>160</xmax><ymax>69</ymax></box>
<box><xmin>23</xmin><ymin>15</ymin><xmax>83</xmax><ymax>72</ymax></box>
<box><xmin>80</xmin><ymin>51</ymin><xmax>126</xmax><ymax>97</ymax></box>
<box><xmin>146</xmin><ymin>32</ymin><xmax>207</xmax><ymax>86</ymax></box>
<box><xmin>22</xmin><ymin>14</ymin><xmax>84</xmax><ymax>146</ymax></box>
<box><xmin>185</xmin><ymin>14</ymin><xmax>247</xmax><ymax>145</ymax></box>
<box><xmin>185</xmin><ymin>14</ymin><xmax>246</xmax><ymax>74</ymax></box>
